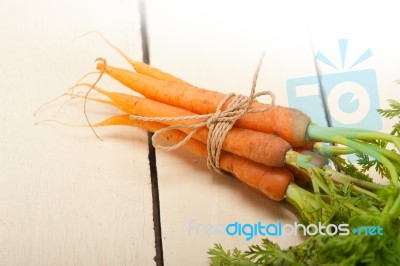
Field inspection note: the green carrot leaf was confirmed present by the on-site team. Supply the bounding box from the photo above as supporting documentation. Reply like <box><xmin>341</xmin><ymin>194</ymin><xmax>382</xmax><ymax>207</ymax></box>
<box><xmin>377</xmin><ymin>99</ymin><xmax>400</xmax><ymax>120</ymax></box>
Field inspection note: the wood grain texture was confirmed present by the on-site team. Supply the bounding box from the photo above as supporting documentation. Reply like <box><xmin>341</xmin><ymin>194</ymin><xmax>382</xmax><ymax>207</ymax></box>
<box><xmin>146</xmin><ymin>1</ymin><xmax>309</xmax><ymax>265</ymax></box>
<box><xmin>0</xmin><ymin>0</ymin><xmax>156</xmax><ymax>265</ymax></box>
<box><xmin>1</xmin><ymin>0</ymin><xmax>400</xmax><ymax>265</ymax></box>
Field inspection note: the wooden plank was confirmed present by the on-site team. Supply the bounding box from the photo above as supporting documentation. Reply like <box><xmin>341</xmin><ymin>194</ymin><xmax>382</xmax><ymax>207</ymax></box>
<box><xmin>146</xmin><ymin>1</ymin><xmax>400</xmax><ymax>265</ymax></box>
<box><xmin>146</xmin><ymin>2</ymin><xmax>311</xmax><ymax>265</ymax></box>
<box><xmin>0</xmin><ymin>0</ymin><xmax>156</xmax><ymax>265</ymax></box>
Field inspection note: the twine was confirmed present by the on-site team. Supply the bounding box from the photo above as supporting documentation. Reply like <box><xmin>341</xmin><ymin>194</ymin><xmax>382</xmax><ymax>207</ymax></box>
<box><xmin>129</xmin><ymin>52</ymin><xmax>275</xmax><ymax>174</ymax></box>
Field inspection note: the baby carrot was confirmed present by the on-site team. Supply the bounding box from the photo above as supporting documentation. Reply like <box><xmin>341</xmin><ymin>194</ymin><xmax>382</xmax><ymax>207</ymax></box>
<box><xmin>128</xmin><ymin>60</ymin><xmax>191</xmax><ymax>85</ymax></box>
<box><xmin>76</xmin><ymin>83</ymin><xmax>292</xmax><ymax>167</ymax></box>
<box><xmin>90</xmin><ymin>31</ymin><xmax>191</xmax><ymax>85</ymax></box>
<box><xmin>96</xmin><ymin>62</ymin><xmax>311</xmax><ymax>147</ymax></box>
<box><xmin>96</xmin><ymin>47</ymin><xmax>399</xmax><ymax>188</ymax></box>
<box><xmin>95</xmin><ymin>114</ymin><xmax>294</xmax><ymax>201</ymax></box>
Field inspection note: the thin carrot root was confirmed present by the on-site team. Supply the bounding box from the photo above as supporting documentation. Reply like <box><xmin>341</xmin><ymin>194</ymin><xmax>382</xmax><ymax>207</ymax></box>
<box><xmin>35</xmin><ymin>93</ymin><xmax>115</xmax><ymax>128</ymax></box>
<box><xmin>34</xmin><ymin>93</ymin><xmax>70</xmax><ymax>116</ymax></box>
<box><xmin>68</xmin><ymin>70</ymin><xmax>102</xmax><ymax>96</ymax></box>
<box><xmin>34</xmin><ymin>89</ymin><xmax>105</xmax><ymax>118</ymax></box>
<box><xmin>82</xmin><ymin>31</ymin><xmax>191</xmax><ymax>85</ymax></box>
<box><xmin>34</xmin><ymin>69</ymin><xmax>102</xmax><ymax>122</ymax></box>
<box><xmin>94</xmin><ymin>114</ymin><xmax>294</xmax><ymax>201</ymax></box>
<box><xmin>65</xmin><ymin>92</ymin><xmax>113</xmax><ymax>105</ymax></box>
<box><xmin>35</xmin><ymin>119</ymin><xmax>86</xmax><ymax>127</ymax></box>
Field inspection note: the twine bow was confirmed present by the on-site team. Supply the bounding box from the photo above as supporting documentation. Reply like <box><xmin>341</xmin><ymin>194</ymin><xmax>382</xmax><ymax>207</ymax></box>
<box><xmin>130</xmin><ymin>52</ymin><xmax>275</xmax><ymax>174</ymax></box>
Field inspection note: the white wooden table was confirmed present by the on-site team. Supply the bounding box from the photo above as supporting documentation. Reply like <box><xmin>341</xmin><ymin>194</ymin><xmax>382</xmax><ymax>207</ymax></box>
<box><xmin>1</xmin><ymin>1</ymin><xmax>400</xmax><ymax>265</ymax></box>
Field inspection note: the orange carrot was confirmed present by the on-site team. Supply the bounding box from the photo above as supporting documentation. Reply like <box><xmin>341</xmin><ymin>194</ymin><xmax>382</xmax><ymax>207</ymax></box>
<box><xmin>95</xmin><ymin>114</ymin><xmax>294</xmax><ymax>201</ymax></box>
<box><xmin>91</xmin><ymin>31</ymin><xmax>191</xmax><ymax>85</ymax></box>
<box><xmin>77</xmin><ymin>83</ymin><xmax>292</xmax><ymax>167</ymax></box>
<box><xmin>129</xmin><ymin>60</ymin><xmax>191</xmax><ymax>85</ymax></box>
<box><xmin>96</xmin><ymin>62</ymin><xmax>311</xmax><ymax>147</ymax></box>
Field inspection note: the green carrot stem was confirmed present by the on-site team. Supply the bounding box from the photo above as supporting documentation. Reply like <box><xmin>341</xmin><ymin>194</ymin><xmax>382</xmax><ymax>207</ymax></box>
<box><xmin>389</xmin><ymin>195</ymin><xmax>400</xmax><ymax>216</ymax></box>
<box><xmin>334</xmin><ymin>137</ymin><xmax>397</xmax><ymax>186</ymax></box>
<box><xmin>309</xmin><ymin>125</ymin><xmax>400</xmax><ymax>150</ymax></box>
<box><xmin>352</xmin><ymin>185</ymin><xmax>381</xmax><ymax>201</ymax></box>
<box><xmin>311</xmin><ymin>168</ymin><xmax>331</xmax><ymax>195</ymax></box>
<box><xmin>342</xmin><ymin>202</ymin><xmax>368</xmax><ymax>215</ymax></box>
<box><xmin>285</xmin><ymin>183</ymin><xmax>331</xmax><ymax>224</ymax></box>
<box><xmin>383</xmin><ymin>196</ymin><xmax>395</xmax><ymax>214</ymax></box>
<box><xmin>313</xmin><ymin>143</ymin><xmax>356</xmax><ymax>156</ymax></box>
<box><xmin>325</xmin><ymin>168</ymin><xmax>385</xmax><ymax>191</ymax></box>
<box><xmin>308</xmin><ymin>125</ymin><xmax>398</xmax><ymax>186</ymax></box>
<box><xmin>354</xmin><ymin>140</ymin><xmax>400</xmax><ymax>163</ymax></box>
<box><xmin>314</xmin><ymin>141</ymin><xmax>400</xmax><ymax>163</ymax></box>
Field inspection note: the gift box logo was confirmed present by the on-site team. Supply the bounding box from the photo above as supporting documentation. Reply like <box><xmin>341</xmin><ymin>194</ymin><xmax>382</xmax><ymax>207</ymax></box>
<box><xmin>286</xmin><ymin>39</ymin><xmax>382</xmax><ymax>130</ymax></box>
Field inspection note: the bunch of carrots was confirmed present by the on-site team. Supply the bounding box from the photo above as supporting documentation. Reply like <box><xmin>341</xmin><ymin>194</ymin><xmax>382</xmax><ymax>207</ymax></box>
<box><xmin>40</xmin><ymin>35</ymin><xmax>400</xmax><ymax>265</ymax></box>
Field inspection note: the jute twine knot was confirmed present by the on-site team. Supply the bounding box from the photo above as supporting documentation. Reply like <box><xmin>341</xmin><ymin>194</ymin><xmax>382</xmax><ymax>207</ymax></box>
<box><xmin>130</xmin><ymin>52</ymin><xmax>275</xmax><ymax>175</ymax></box>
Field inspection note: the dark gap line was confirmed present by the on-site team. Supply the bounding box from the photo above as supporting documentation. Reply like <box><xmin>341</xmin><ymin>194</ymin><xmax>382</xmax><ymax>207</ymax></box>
<box><xmin>308</xmin><ymin>37</ymin><xmax>341</xmax><ymax>171</ymax></box>
<box><xmin>309</xmin><ymin>40</ymin><xmax>333</xmax><ymax>128</ymax></box>
<box><xmin>138</xmin><ymin>1</ymin><xmax>164</xmax><ymax>265</ymax></box>
<box><xmin>313</xmin><ymin>60</ymin><xmax>333</xmax><ymax>128</ymax></box>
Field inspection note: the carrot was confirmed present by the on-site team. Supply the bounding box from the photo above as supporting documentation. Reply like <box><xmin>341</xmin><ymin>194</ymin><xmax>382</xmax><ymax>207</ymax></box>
<box><xmin>128</xmin><ymin>60</ymin><xmax>191</xmax><ymax>86</ymax></box>
<box><xmin>96</xmin><ymin>62</ymin><xmax>311</xmax><ymax>147</ymax></box>
<box><xmin>95</xmin><ymin>44</ymin><xmax>400</xmax><ymax>190</ymax></box>
<box><xmin>90</xmin><ymin>31</ymin><xmax>191</xmax><ymax>85</ymax></box>
<box><xmin>95</xmin><ymin>114</ymin><xmax>294</xmax><ymax>201</ymax></box>
<box><xmin>100</xmin><ymin>63</ymin><xmax>399</xmax><ymax>187</ymax></box>
<box><xmin>285</xmin><ymin>164</ymin><xmax>311</xmax><ymax>185</ymax></box>
<box><xmin>75</xmin><ymin>83</ymin><xmax>292</xmax><ymax>167</ymax></box>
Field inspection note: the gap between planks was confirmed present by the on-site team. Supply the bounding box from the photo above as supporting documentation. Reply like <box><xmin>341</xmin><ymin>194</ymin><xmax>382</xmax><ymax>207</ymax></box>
<box><xmin>138</xmin><ymin>1</ymin><xmax>164</xmax><ymax>265</ymax></box>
